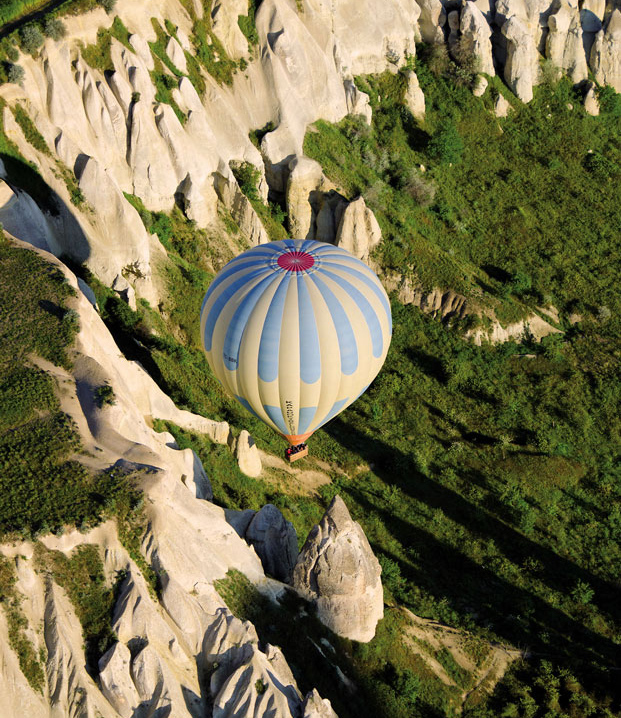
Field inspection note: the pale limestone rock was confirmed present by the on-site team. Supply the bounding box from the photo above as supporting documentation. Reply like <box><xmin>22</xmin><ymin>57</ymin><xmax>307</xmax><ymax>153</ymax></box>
<box><xmin>75</xmin><ymin>156</ymin><xmax>152</xmax><ymax>285</ymax></box>
<box><xmin>212</xmin><ymin>643</ymin><xmax>302</xmax><ymax>717</ymax></box>
<box><xmin>546</xmin><ymin>0</ymin><xmax>588</xmax><ymax>83</ymax></box>
<box><xmin>0</xmin><ymin>179</ymin><xmax>60</xmax><ymax>254</ymax></box>
<box><xmin>287</xmin><ymin>156</ymin><xmax>327</xmax><ymax>239</ymax></box>
<box><xmin>494</xmin><ymin>93</ymin><xmax>512</xmax><ymax>117</ymax></box>
<box><xmin>233</xmin><ymin>429</ymin><xmax>263</xmax><ymax>477</ymax></box>
<box><xmin>0</xmin><ymin>610</ymin><xmax>48</xmax><ymax>718</ymax></box>
<box><xmin>302</xmin><ymin>689</ymin><xmax>339</xmax><ymax>718</ymax></box>
<box><xmin>176</xmin><ymin>27</ymin><xmax>192</xmax><ymax>52</ymax></box>
<box><xmin>584</xmin><ymin>83</ymin><xmax>600</xmax><ymax>115</ymax></box>
<box><xmin>160</xmin><ymin>575</ymin><xmax>215</xmax><ymax>655</ymax></box>
<box><xmin>416</xmin><ymin>0</ymin><xmax>446</xmax><ymax>44</ymax></box>
<box><xmin>112</xmin><ymin>274</ymin><xmax>137</xmax><ymax>311</ymax></box>
<box><xmin>473</xmin><ymin>75</ymin><xmax>489</xmax><ymax>96</ymax></box>
<box><xmin>254</xmin><ymin>0</ymin><xmax>349</xmax><ymax>181</ymax></box>
<box><xmin>112</xmin><ymin>569</ymin><xmax>184</xmax><ymax>656</ymax></box>
<box><xmin>214</xmin><ymin>171</ymin><xmax>270</xmax><ymax>246</ymax></box>
<box><xmin>176</xmin><ymin>173</ymin><xmax>219</xmax><ymax>228</ymax></box>
<box><xmin>335</xmin><ymin>197</ymin><xmax>382</xmax><ymax>263</ymax></box>
<box><xmin>581</xmin><ymin>0</ymin><xmax>605</xmax><ymax>56</ymax></box>
<box><xmin>502</xmin><ymin>15</ymin><xmax>537</xmax><ymax>101</ymax></box>
<box><xmin>129</xmin><ymin>33</ymin><xmax>155</xmax><ymax>70</ymax></box>
<box><xmin>590</xmin><ymin>9</ymin><xmax>621</xmax><ymax>91</ymax></box>
<box><xmin>403</xmin><ymin>68</ymin><xmax>426</xmax><ymax>119</ymax></box>
<box><xmin>245</xmin><ymin>504</ymin><xmax>299</xmax><ymax>582</ymax></box>
<box><xmin>316</xmin><ymin>0</ymin><xmax>421</xmax><ymax>75</ymax></box>
<box><xmin>460</xmin><ymin>1</ymin><xmax>495</xmax><ymax>75</ymax></box>
<box><xmin>98</xmin><ymin>642</ymin><xmax>140</xmax><ymax>718</ymax></box>
<box><xmin>448</xmin><ymin>10</ymin><xmax>461</xmax><ymax>54</ymax></box>
<box><xmin>44</xmin><ymin>582</ymin><xmax>120</xmax><ymax>718</ymax></box>
<box><xmin>212</xmin><ymin>0</ymin><xmax>249</xmax><ymax>59</ymax></box>
<box><xmin>467</xmin><ymin>313</ymin><xmax>562</xmax><ymax>344</ymax></box>
<box><xmin>127</xmin><ymin>98</ymin><xmax>178</xmax><ymax>211</ymax></box>
<box><xmin>344</xmin><ymin>79</ymin><xmax>372</xmax><ymax>123</ymax></box>
<box><xmin>131</xmin><ymin>644</ymin><xmax>195</xmax><ymax>718</ymax></box>
<box><xmin>293</xmin><ymin>495</ymin><xmax>383</xmax><ymax>642</ymax></box>
<box><xmin>203</xmin><ymin>608</ymin><xmax>259</xmax><ymax>695</ymax></box>
<box><xmin>166</xmin><ymin>35</ymin><xmax>188</xmax><ymax>74</ymax></box>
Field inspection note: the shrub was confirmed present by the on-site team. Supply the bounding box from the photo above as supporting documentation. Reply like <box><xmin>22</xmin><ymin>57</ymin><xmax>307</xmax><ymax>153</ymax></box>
<box><xmin>19</xmin><ymin>24</ymin><xmax>44</xmax><ymax>55</ymax></box>
<box><xmin>44</xmin><ymin>18</ymin><xmax>66</xmax><ymax>41</ymax></box>
<box><xmin>98</xmin><ymin>0</ymin><xmax>117</xmax><ymax>13</ymax></box>
<box><xmin>7</xmin><ymin>63</ymin><xmax>24</xmax><ymax>84</ymax></box>
<box><xmin>94</xmin><ymin>384</ymin><xmax>115</xmax><ymax>408</ymax></box>
<box><xmin>5</xmin><ymin>44</ymin><xmax>18</xmax><ymax>63</ymax></box>
<box><xmin>428</xmin><ymin>121</ymin><xmax>464</xmax><ymax>164</ymax></box>
<box><xmin>404</xmin><ymin>170</ymin><xmax>436</xmax><ymax>206</ymax></box>
<box><xmin>231</xmin><ymin>161</ymin><xmax>261</xmax><ymax>201</ymax></box>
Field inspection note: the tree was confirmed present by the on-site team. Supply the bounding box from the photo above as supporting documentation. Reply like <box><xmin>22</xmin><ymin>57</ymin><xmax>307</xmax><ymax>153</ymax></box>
<box><xmin>43</xmin><ymin>18</ymin><xmax>66</xmax><ymax>41</ymax></box>
<box><xmin>19</xmin><ymin>24</ymin><xmax>44</xmax><ymax>55</ymax></box>
<box><xmin>429</xmin><ymin>121</ymin><xmax>464</xmax><ymax>164</ymax></box>
<box><xmin>7</xmin><ymin>63</ymin><xmax>25</xmax><ymax>84</ymax></box>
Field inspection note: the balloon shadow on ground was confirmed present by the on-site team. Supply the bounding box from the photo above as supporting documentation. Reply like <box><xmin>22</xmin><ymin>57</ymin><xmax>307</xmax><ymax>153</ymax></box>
<box><xmin>323</xmin><ymin>419</ymin><xmax>621</xmax><ymax>677</ymax></box>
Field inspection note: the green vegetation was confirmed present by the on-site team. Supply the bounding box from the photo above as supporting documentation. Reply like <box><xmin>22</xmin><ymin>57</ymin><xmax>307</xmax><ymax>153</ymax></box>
<box><xmin>93</xmin><ymin>58</ymin><xmax>618</xmax><ymax>718</ymax></box>
<box><xmin>12</xmin><ymin>103</ymin><xmax>50</xmax><ymax>154</ymax></box>
<box><xmin>18</xmin><ymin>22</ymin><xmax>43</xmax><ymax>54</ymax></box>
<box><xmin>94</xmin><ymin>383</ymin><xmax>115</xmax><ymax>407</ymax></box>
<box><xmin>237</xmin><ymin>0</ymin><xmax>259</xmax><ymax>50</ymax></box>
<box><xmin>35</xmin><ymin>543</ymin><xmax>121</xmax><ymax>675</ymax></box>
<box><xmin>304</xmin><ymin>61</ymin><xmax>621</xmax><ymax>320</ymax></box>
<box><xmin>230</xmin><ymin>161</ymin><xmax>288</xmax><ymax>241</ymax></box>
<box><xmin>0</xmin><ymin>556</ymin><xmax>46</xmax><ymax>692</ymax></box>
<box><xmin>0</xmin><ymin>243</ymin><xmax>136</xmax><ymax>539</ymax></box>
<box><xmin>0</xmin><ymin>98</ymin><xmax>57</xmax><ymax>212</ymax></box>
<box><xmin>215</xmin><ymin>570</ymin><xmax>469</xmax><ymax>717</ymax></box>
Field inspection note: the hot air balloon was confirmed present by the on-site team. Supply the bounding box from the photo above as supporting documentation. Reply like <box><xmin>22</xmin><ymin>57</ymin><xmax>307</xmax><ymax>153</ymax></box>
<box><xmin>200</xmin><ymin>239</ymin><xmax>391</xmax><ymax>461</ymax></box>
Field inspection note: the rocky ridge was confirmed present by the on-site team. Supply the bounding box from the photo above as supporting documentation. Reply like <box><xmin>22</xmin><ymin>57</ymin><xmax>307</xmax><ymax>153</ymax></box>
<box><xmin>0</xmin><ymin>240</ymin><xmax>344</xmax><ymax>717</ymax></box>
<box><xmin>0</xmin><ymin>0</ymin><xmax>617</xmax><ymax>343</ymax></box>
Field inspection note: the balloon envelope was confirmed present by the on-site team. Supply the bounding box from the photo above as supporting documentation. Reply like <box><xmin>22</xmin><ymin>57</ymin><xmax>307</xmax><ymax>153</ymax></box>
<box><xmin>200</xmin><ymin>239</ymin><xmax>392</xmax><ymax>444</ymax></box>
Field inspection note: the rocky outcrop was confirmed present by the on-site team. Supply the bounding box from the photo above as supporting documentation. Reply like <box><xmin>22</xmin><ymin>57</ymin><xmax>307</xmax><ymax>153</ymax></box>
<box><xmin>460</xmin><ymin>1</ymin><xmax>495</xmax><ymax>76</ymax></box>
<box><xmin>584</xmin><ymin>82</ymin><xmax>600</xmax><ymax>115</ymax></box>
<box><xmin>302</xmin><ymin>689</ymin><xmax>339</xmax><ymax>718</ymax></box>
<box><xmin>334</xmin><ymin>196</ymin><xmax>382</xmax><ymax>263</ymax></box>
<box><xmin>212</xmin><ymin>0</ymin><xmax>253</xmax><ymax>59</ymax></box>
<box><xmin>293</xmin><ymin>496</ymin><xmax>383</xmax><ymax>642</ymax></box>
<box><xmin>403</xmin><ymin>69</ymin><xmax>426</xmax><ymax>120</ymax></box>
<box><xmin>245</xmin><ymin>504</ymin><xmax>299</xmax><ymax>582</ymax></box>
<box><xmin>98</xmin><ymin>642</ymin><xmax>140</xmax><ymax>718</ymax></box>
<box><xmin>416</xmin><ymin>0</ymin><xmax>446</xmax><ymax>44</ymax></box>
<box><xmin>286</xmin><ymin>157</ymin><xmax>330</xmax><ymax>239</ymax></box>
<box><xmin>502</xmin><ymin>15</ymin><xmax>538</xmax><ymax>102</ymax></box>
<box><xmin>546</xmin><ymin>0</ymin><xmax>588</xmax><ymax>83</ymax></box>
<box><xmin>590</xmin><ymin>8</ymin><xmax>621</xmax><ymax>91</ymax></box>
<box><xmin>231</xmin><ymin>429</ymin><xmax>263</xmax><ymax>477</ymax></box>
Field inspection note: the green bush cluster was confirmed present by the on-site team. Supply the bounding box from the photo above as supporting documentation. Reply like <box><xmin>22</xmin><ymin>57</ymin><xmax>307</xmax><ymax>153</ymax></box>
<box><xmin>35</xmin><ymin>544</ymin><xmax>120</xmax><ymax>675</ymax></box>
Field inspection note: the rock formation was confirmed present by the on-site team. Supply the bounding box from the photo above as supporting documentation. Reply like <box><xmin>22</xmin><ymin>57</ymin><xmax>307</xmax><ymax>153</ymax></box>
<box><xmin>293</xmin><ymin>496</ymin><xmax>383</xmax><ymax>642</ymax></box>
<box><xmin>590</xmin><ymin>8</ymin><xmax>621</xmax><ymax>91</ymax></box>
<box><xmin>231</xmin><ymin>429</ymin><xmax>263</xmax><ymax>477</ymax></box>
<box><xmin>502</xmin><ymin>15</ymin><xmax>538</xmax><ymax>102</ymax></box>
<box><xmin>334</xmin><ymin>197</ymin><xmax>382</xmax><ymax>263</ymax></box>
<box><xmin>245</xmin><ymin>504</ymin><xmax>299</xmax><ymax>582</ymax></box>
<box><xmin>460</xmin><ymin>0</ymin><xmax>495</xmax><ymax>76</ymax></box>
<box><xmin>546</xmin><ymin>0</ymin><xmax>588</xmax><ymax>83</ymax></box>
<box><xmin>404</xmin><ymin>68</ymin><xmax>426</xmax><ymax>119</ymax></box>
